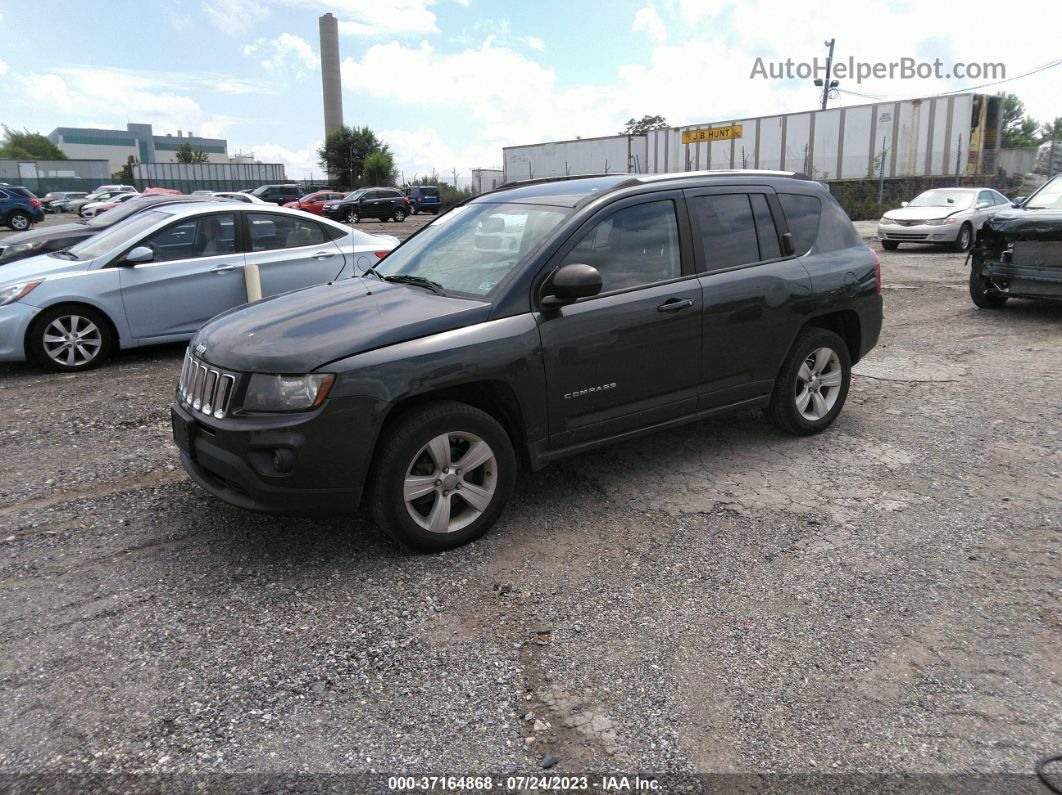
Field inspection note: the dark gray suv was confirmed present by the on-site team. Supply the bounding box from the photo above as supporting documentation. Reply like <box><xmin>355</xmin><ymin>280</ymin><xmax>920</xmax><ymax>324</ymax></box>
<box><xmin>173</xmin><ymin>171</ymin><xmax>882</xmax><ymax>551</ymax></box>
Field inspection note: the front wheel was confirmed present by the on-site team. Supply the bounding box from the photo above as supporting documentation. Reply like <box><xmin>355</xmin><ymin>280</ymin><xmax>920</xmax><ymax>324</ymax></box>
<box><xmin>369</xmin><ymin>401</ymin><xmax>516</xmax><ymax>552</ymax></box>
<box><xmin>7</xmin><ymin>211</ymin><xmax>30</xmax><ymax>231</ymax></box>
<box><xmin>392</xmin><ymin>208</ymin><xmax>407</xmax><ymax>222</ymax></box>
<box><xmin>969</xmin><ymin>269</ymin><xmax>1008</xmax><ymax>309</ymax></box>
<box><xmin>952</xmin><ymin>223</ymin><xmax>973</xmax><ymax>252</ymax></box>
<box><xmin>345</xmin><ymin>209</ymin><xmax>360</xmax><ymax>224</ymax></box>
<box><xmin>29</xmin><ymin>305</ymin><xmax>114</xmax><ymax>372</ymax></box>
<box><xmin>766</xmin><ymin>328</ymin><xmax>852</xmax><ymax>436</ymax></box>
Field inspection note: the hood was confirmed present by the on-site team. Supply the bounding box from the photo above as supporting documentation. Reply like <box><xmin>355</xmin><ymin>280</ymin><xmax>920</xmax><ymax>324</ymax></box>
<box><xmin>883</xmin><ymin>206</ymin><xmax>966</xmax><ymax>222</ymax></box>
<box><xmin>0</xmin><ymin>251</ymin><xmax>92</xmax><ymax>284</ymax></box>
<box><xmin>981</xmin><ymin>208</ymin><xmax>1062</xmax><ymax>244</ymax></box>
<box><xmin>0</xmin><ymin>221</ymin><xmax>89</xmax><ymax>247</ymax></box>
<box><xmin>192</xmin><ymin>277</ymin><xmax>492</xmax><ymax>373</ymax></box>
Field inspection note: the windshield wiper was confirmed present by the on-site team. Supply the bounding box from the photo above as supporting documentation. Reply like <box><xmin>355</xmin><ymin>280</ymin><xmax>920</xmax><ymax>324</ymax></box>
<box><xmin>382</xmin><ymin>274</ymin><xmax>447</xmax><ymax>295</ymax></box>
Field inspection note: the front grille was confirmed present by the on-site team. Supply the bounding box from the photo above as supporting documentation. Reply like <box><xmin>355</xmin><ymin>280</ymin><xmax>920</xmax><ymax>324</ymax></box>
<box><xmin>177</xmin><ymin>352</ymin><xmax>238</xmax><ymax>419</ymax></box>
<box><xmin>885</xmin><ymin>232</ymin><xmax>929</xmax><ymax>240</ymax></box>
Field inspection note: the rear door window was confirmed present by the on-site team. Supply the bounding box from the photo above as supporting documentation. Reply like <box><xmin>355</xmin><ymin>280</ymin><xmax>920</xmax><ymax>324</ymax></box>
<box><xmin>777</xmin><ymin>193</ymin><xmax>821</xmax><ymax>255</ymax></box>
<box><xmin>689</xmin><ymin>194</ymin><xmax>761</xmax><ymax>271</ymax></box>
<box><xmin>249</xmin><ymin>213</ymin><xmax>327</xmax><ymax>251</ymax></box>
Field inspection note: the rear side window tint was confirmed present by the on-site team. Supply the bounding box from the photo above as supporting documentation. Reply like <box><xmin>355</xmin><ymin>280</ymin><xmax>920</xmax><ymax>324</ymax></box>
<box><xmin>813</xmin><ymin>196</ymin><xmax>864</xmax><ymax>253</ymax></box>
<box><xmin>691</xmin><ymin>194</ymin><xmax>760</xmax><ymax>270</ymax></box>
<box><xmin>751</xmin><ymin>194</ymin><xmax>781</xmax><ymax>260</ymax></box>
<box><xmin>778</xmin><ymin>193</ymin><xmax>820</xmax><ymax>255</ymax></box>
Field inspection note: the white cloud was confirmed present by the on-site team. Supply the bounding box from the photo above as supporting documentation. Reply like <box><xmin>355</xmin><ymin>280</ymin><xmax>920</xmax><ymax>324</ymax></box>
<box><xmin>0</xmin><ymin>59</ymin><xmax>8</xmax><ymax>77</ymax></box>
<box><xmin>243</xmin><ymin>140</ymin><xmax>325</xmax><ymax>179</ymax></box>
<box><xmin>242</xmin><ymin>33</ymin><xmax>319</xmax><ymax>74</ymax></box>
<box><xmin>201</xmin><ymin>0</ymin><xmax>270</xmax><ymax>35</ymax></box>
<box><xmin>525</xmin><ymin>36</ymin><xmax>545</xmax><ymax>51</ymax></box>
<box><xmin>632</xmin><ymin>5</ymin><xmax>667</xmax><ymax>43</ymax></box>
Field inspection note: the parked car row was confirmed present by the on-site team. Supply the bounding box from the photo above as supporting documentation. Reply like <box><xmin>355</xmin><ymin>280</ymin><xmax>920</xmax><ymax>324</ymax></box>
<box><xmin>0</xmin><ymin>184</ymin><xmax>45</xmax><ymax>231</ymax></box>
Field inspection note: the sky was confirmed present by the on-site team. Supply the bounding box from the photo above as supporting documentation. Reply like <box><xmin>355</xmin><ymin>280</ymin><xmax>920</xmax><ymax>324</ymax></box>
<box><xmin>0</xmin><ymin>0</ymin><xmax>1059</xmax><ymax>185</ymax></box>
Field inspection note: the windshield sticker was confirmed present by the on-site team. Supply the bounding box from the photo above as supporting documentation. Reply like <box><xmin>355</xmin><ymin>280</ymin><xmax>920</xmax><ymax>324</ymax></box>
<box><xmin>478</xmin><ymin>280</ymin><xmax>496</xmax><ymax>291</ymax></box>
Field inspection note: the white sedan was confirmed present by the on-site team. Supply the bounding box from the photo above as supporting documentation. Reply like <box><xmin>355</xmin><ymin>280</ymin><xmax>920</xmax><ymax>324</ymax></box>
<box><xmin>212</xmin><ymin>191</ymin><xmax>270</xmax><ymax>204</ymax></box>
<box><xmin>878</xmin><ymin>187</ymin><xmax>1011</xmax><ymax>252</ymax></box>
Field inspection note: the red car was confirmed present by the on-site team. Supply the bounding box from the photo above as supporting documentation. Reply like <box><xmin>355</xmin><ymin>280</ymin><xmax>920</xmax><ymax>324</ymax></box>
<box><xmin>283</xmin><ymin>190</ymin><xmax>347</xmax><ymax>215</ymax></box>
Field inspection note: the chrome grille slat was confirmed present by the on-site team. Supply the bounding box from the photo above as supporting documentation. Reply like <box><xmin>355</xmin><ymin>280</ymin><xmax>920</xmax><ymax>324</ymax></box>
<box><xmin>176</xmin><ymin>349</ymin><xmax>239</xmax><ymax>420</ymax></box>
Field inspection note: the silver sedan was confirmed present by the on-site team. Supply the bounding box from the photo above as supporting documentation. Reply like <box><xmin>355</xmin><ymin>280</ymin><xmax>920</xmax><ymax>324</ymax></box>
<box><xmin>877</xmin><ymin>187</ymin><xmax>1012</xmax><ymax>252</ymax></box>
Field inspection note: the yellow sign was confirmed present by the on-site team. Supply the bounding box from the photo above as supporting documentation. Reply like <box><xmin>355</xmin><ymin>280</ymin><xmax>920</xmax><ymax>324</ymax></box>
<box><xmin>682</xmin><ymin>125</ymin><xmax>743</xmax><ymax>145</ymax></box>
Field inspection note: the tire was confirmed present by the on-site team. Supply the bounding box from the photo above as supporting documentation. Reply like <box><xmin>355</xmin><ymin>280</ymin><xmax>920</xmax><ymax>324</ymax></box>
<box><xmin>881</xmin><ymin>240</ymin><xmax>899</xmax><ymax>250</ymax></box>
<box><xmin>28</xmin><ymin>305</ymin><xmax>114</xmax><ymax>372</ymax></box>
<box><xmin>392</xmin><ymin>208</ymin><xmax>407</xmax><ymax>222</ymax></box>
<box><xmin>969</xmin><ymin>268</ymin><xmax>1008</xmax><ymax>309</ymax></box>
<box><xmin>7</xmin><ymin>211</ymin><xmax>30</xmax><ymax>231</ymax></box>
<box><xmin>344</xmin><ymin>209</ymin><xmax>359</xmax><ymax>224</ymax></box>
<box><xmin>766</xmin><ymin>328</ymin><xmax>852</xmax><ymax>436</ymax></box>
<box><xmin>369</xmin><ymin>401</ymin><xmax>517</xmax><ymax>552</ymax></box>
<box><xmin>952</xmin><ymin>223</ymin><xmax>973</xmax><ymax>253</ymax></box>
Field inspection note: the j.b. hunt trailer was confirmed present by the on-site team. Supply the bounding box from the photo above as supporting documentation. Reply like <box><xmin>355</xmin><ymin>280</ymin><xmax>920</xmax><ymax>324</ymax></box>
<box><xmin>502</xmin><ymin>93</ymin><xmax>1002</xmax><ymax>183</ymax></box>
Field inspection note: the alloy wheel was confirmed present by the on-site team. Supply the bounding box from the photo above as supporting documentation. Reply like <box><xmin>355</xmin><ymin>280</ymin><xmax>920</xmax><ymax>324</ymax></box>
<box><xmin>795</xmin><ymin>347</ymin><xmax>843</xmax><ymax>421</ymax></box>
<box><xmin>403</xmin><ymin>432</ymin><xmax>497</xmax><ymax>534</ymax></box>
<box><xmin>10</xmin><ymin>214</ymin><xmax>29</xmax><ymax>231</ymax></box>
<box><xmin>42</xmin><ymin>314</ymin><xmax>103</xmax><ymax>368</ymax></box>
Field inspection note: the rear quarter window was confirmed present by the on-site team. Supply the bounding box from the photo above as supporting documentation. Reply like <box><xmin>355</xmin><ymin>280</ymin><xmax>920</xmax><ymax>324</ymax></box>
<box><xmin>813</xmin><ymin>196</ymin><xmax>864</xmax><ymax>253</ymax></box>
<box><xmin>777</xmin><ymin>193</ymin><xmax>820</xmax><ymax>255</ymax></box>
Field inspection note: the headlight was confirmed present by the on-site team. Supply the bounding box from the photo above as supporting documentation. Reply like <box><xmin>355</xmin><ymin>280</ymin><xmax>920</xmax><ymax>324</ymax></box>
<box><xmin>243</xmin><ymin>373</ymin><xmax>335</xmax><ymax>412</ymax></box>
<box><xmin>878</xmin><ymin>217</ymin><xmax>895</xmax><ymax>225</ymax></box>
<box><xmin>0</xmin><ymin>241</ymin><xmax>45</xmax><ymax>261</ymax></box>
<box><xmin>0</xmin><ymin>281</ymin><xmax>42</xmax><ymax>306</ymax></box>
<box><xmin>925</xmin><ymin>217</ymin><xmax>957</xmax><ymax>226</ymax></box>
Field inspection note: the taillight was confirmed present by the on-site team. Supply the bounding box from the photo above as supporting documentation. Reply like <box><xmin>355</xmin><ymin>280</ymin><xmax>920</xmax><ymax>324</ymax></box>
<box><xmin>30</xmin><ymin>198</ymin><xmax>40</xmax><ymax>207</ymax></box>
<box><xmin>870</xmin><ymin>247</ymin><xmax>881</xmax><ymax>294</ymax></box>
<box><xmin>373</xmin><ymin>250</ymin><xmax>390</xmax><ymax>259</ymax></box>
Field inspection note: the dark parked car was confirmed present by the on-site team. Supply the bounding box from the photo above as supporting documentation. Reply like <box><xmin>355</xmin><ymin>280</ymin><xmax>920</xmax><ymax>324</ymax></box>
<box><xmin>404</xmin><ymin>185</ymin><xmax>441</xmax><ymax>214</ymax></box>
<box><xmin>322</xmin><ymin>187</ymin><xmax>410</xmax><ymax>223</ymax></box>
<box><xmin>173</xmin><ymin>171</ymin><xmax>882</xmax><ymax>551</ymax></box>
<box><xmin>250</xmin><ymin>184</ymin><xmax>302</xmax><ymax>205</ymax></box>
<box><xmin>0</xmin><ymin>194</ymin><xmax>208</xmax><ymax>264</ymax></box>
<box><xmin>0</xmin><ymin>185</ymin><xmax>44</xmax><ymax>231</ymax></box>
<box><xmin>970</xmin><ymin>173</ymin><xmax>1062</xmax><ymax>308</ymax></box>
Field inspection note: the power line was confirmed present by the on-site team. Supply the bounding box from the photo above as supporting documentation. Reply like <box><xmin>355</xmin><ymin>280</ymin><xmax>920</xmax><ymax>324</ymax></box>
<box><xmin>840</xmin><ymin>56</ymin><xmax>1062</xmax><ymax>102</ymax></box>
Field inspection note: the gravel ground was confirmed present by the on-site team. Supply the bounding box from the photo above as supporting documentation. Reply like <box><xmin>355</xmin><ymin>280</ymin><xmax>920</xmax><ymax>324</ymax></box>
<box><xmin>0</xmin><ymin>215</ymin><xmax>1059</xmax><ymax>784</ymax></box>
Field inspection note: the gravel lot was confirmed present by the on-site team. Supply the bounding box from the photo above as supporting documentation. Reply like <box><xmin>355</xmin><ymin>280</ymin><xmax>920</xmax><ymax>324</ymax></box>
<box><xmin>0</xmin><ymin>213</ymin><xmax>1059</xmax><ymax>783</ymax></box>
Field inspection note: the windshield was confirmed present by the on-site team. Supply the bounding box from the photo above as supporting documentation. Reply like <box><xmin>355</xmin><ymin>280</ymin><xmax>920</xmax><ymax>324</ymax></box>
<box><xmin>908</xmin><ymin>190</ymin><xmax>973</xmax><ymax>209</ymax></box>
<box><xmin>250</xmin><ymin>186</ymin><xmax>270</xmax><ymax>197</ymax></box>
<box><xmin>1024</xmin><ymin>175</ymin><xmax>1062</xmax><ymax>209</ymax></box>
<box><xmin>62</xmin><ymin>210</ymin><xmax>169</xmax><ymax>260</ymax></box>
<box><xmin>373</xmin><ymin>202</ymin><xmax>569</xmax><ymax>297</ymax></box>
<box><xmin>345</xmin><ymin>189</ymin><xmax>366</xmax><ymax>201</ymax></box>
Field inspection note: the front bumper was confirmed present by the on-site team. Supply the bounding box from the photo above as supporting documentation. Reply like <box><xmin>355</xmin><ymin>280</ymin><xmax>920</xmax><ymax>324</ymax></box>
<box><xmin>878</xmin><ymin>222</ymin><xmax>960</xmax><ymax>243</ymax></box>
<box><xmin>0</xmin><ymin>302</ymin><xmax>38</xmax><ymax>362</ymax></box>
<box><xmin>172</xmin><ymin>395</ymin><xmax>384</xmax><ymax>515</ymax></box>
<box><xmin>978</xmin><ymin>260</ymin><xmax>1062</xmax><ymax>301</ymax></box>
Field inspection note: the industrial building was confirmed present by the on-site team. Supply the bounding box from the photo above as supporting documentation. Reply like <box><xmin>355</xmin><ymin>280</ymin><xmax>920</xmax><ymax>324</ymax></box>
<box><xmin>47</xmin><ymin>123</ymin><xmax>229</xmax><ymax>172</ymax></box>
<box><xmin>504</xmin><ymin>93</ymin><xmax>1003</xmax><ymax>183</ymax></box>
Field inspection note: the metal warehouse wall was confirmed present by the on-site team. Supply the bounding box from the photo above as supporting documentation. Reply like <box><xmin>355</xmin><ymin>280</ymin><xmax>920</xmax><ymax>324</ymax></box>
<box><xmin>133</xmin><ymin>161</ymin><xmax>286</xmax><ymax>189</ymax></box>
<box><xmin>503</xmin><ymin>135</ymin><xmax>648</xmax><ymax>182</ymax></box>
<box><xmin>645</xmin><ymin>93</ymin><xmax>999</xmax><ymax>180</ymax></box>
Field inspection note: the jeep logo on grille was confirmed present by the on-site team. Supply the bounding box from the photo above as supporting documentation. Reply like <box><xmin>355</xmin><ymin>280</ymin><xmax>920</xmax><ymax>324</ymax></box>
<box><xmin>194</xmin><ymin>343</ymin><xmax>207</xmax><ymax>357</ymax></box>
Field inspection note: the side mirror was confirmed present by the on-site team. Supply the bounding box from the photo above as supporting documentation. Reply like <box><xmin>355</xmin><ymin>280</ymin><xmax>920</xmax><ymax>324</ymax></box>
<box><xmin>900</xmin><ymin>201</ymin><xmax>909</xmax><ymax>208</ymax></box>
<box><xmin>540</xmin><ymin>263</ymin><xmax>602</xmax><ymax>309</ymax></box>
<box><xmin>1012</xmin><ymin>196</ymin><xmax>1025</xmax><ymax>208</ymax></box>
<box><xmin>781</xmin><ymin>231</ymin><xmax>796</xmax><ymax>256</ymax></box>
<box><xmin>976</xmin><ymin>201</ymin><xmax>991</xmax><ymax>209</ymax></box>
<box><xmin>123</xmin><ymin>246</ymin><xmax>154</xmax><ymax>265</ymax></box>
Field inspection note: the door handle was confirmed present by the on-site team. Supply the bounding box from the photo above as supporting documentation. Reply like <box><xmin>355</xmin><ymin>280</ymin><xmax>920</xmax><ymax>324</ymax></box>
<box><xmin>212</xmin><ymin>264</ymin><xmax>239</xmax><ymax>273</ymax></box>
<box><xmin>313</xmin><ymin>251</ymin><xmax>336</xmax><ymax>259</ymax></box>
<box><xmin>657</xmin><ymin>298</ymin><xmax>694</xmax><ymax>312</ymax></box>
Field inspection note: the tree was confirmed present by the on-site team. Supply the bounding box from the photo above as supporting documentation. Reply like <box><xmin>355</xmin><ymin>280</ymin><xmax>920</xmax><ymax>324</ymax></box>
<box><xmin>112</xmin><ymin>155</ymin><xmax>137</xmax><ymax>180</ymax></box>
<box><xmin>318</xmin><ymin>125</ymin><xmax>392</xmax><ymax>188</ymax></box>
<box><xmin>363</xmin><ymin>149</ymin><xmax>397</xmax><ymax>186</ymax></box>
<box><xmin>1041</xmin><ymin>117</ymin><xmax>1062</xmax><ymax>144</ymax></box>
<box><xmin>999</xmin><ymin>93</ymin><xmax>1040</xmax><ymax>149</ymax></box>
<box><xmin>174</xmin><ymin>142</ymin><xmax>209</xmax><ymax>163</ymax></box>
<box><xmin>0</xmin><ymin>126</ymin><xmax>68</xmax><ymax>160</ymax></box>
<box><xmin>620</xmin><ymin>115</ymin><xmax>669</xmax><ymax>135</ymax></box>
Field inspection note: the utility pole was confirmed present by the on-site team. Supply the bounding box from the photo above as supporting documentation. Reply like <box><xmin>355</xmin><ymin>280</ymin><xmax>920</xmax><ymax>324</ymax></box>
<box><xmin>814</xmin><ymin>38</ymin><xmax>838</xmax><ymax>110</ymax></box>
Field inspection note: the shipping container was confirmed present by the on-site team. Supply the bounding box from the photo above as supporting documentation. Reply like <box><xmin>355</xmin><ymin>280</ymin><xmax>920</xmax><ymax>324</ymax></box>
<box><xmin>504</xmin><ymin>93</ymin><xmax>1002</xmax><ymax>183</ymax></box>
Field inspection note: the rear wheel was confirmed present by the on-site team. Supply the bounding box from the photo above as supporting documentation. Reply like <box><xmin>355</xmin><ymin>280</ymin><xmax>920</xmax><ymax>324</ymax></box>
<box><xmin>766</xmin><ymin>328</ymin><xmax>851</xmax><ymax>436</ymax></box>
<box><xmin>29</xmin><ymin>305</ymin><xmax>114</xmax><ymax>372</ymax></box>
<box><xmin>7</xmin><ymin>211</ymin><xmax>30</xmax><ymax>231</ymax></box>
<box><xmin>369</xmin><ymin>401</ymin><xmax>516</xmax><ymax>552</ymax></box>
<box><xmin>881</xmin><ymin>240</ymin><xmax>899</xmax><ymax>250</ymax></box>
<box><xmin>969</xmin><ymin>268</ymin><xmax>1008</xmax><ymax>309</ymax></box>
